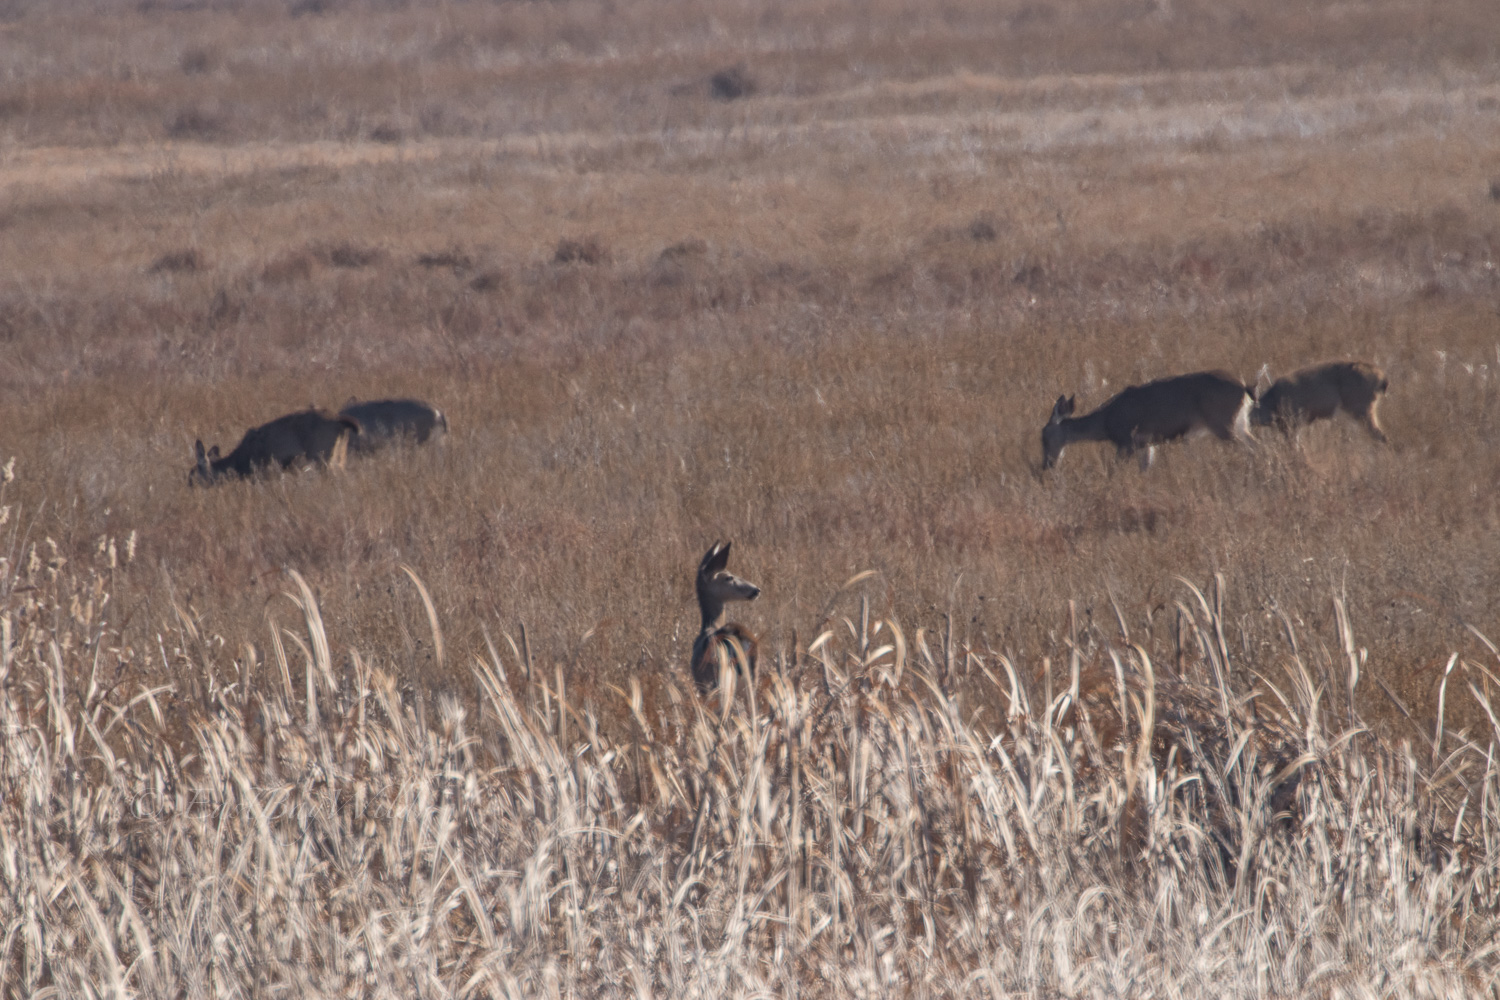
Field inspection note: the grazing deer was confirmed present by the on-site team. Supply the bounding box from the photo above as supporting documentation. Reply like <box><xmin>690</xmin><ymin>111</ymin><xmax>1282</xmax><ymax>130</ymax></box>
<box><xmin>1042</xmin><ymin>370</ymin><xmax>1255</xmax><ymax>470</ymax></box>
<box><xmin>691</xmin><ymin>541</ymin><xmax>761</xmax><ymax>693</ymax></box>
<box><xmin>339</xmin><ymin>397</ymin><xmax>449</xmax><ymax>455</ymax></box>
<box><xmin>189</xmin><ymin>409</ymin><xmax>360</xmax><ymax>485</ymax></box>
<box><xmin>1252</xmin><ymin>361</ymin><xmax>1388</xmax><ymax>442</ymax></box>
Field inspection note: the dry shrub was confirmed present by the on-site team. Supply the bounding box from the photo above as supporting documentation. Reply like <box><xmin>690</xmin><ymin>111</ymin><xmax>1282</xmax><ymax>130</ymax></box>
<box><xmin>147</xmin><ymin>248</ymin><xmax>205</xmax><ymax>274</ymax></box>
<box><xmin>315</xmin><ymin>241</ymin><xmax>384</xmax><ymax>269</ymax></box>
<box><xmin>467</xmin><ymin>269</ymin><xmax>506</xmax><ymax>292</ymax></box>
<box><xmin>416</xmin><ymin>247</ymin><xmax>475</xmax><ymax>272</ymax></box>
<box><xmin>178</xmin><ymin>45</ymin><xmax>217</xmax><ymax>75</ymax></box>
<box><xmin>367</xmin><ymin>120</ymin><xmax>404</xmax><ymax>144</ymax></box>
<box><xmin>1012</xmin><ymin>260</ymin><xmax>1046</xmax><ymax>289</ymax></box>
<box><xmin>967</xmin><ymin>214</ymin><xmax>1001</xmax><ymax>242</ymax></box>
<box><xmin>709</xmin><ymin>64</ymin><xmax>756</xmax><ymax>100</ymax></box>
<box><xmin>659</xmin><ymin>238</ymin><xmax>708</xmax><ymax>261</ymax></box>
<box><xmin>552</xmin><ymin>237</ymin><xmax>608</xmax><ymax>265</ymax></box>
<box><xmin>165</xmin><ymin>106</ymin><xmax>226</xmax><ymax>140</ymax></box>
<box><xmin>260</xmin><ymin>250</ymin><xmax>315</xmax><ymax>284</ymax></box>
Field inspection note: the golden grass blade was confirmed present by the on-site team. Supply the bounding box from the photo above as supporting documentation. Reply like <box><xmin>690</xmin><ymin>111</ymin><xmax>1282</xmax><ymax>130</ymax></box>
<box><xmin>400</xmin><ymin>563</ymin><xmax>446</xmax><ymax>672</ymax></box>
<box><xmin>285</xmin><ymin>568</ymin><xmax>336</xmax><ymax>695</ymax></box>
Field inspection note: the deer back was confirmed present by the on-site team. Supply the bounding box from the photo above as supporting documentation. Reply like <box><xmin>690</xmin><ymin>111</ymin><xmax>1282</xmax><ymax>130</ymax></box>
<box><xmin>339</xmin><ymin>398</ymin><xmax>448</xmax><ymax>454</ymax></box>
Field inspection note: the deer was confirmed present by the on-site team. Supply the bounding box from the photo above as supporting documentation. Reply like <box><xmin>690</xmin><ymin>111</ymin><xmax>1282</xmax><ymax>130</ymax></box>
<box><xmin>338</xmin><ymin>397</ymin><xmax>449</xmax><ymax>455</ymax></box>
<box><xmin>691</xmin><ymin>541</ymin><xmax>761</xmax><ymax>694</ymax></box>
<box><xmin>1041</xmin><ymin>370</ymin><xmax>1255</xmax><ymax>471</ymax></box>
<box><xmin>189</xmin><ymin>408</ymin><xmax>361</xmax><ymax>485</ymax></box>
<box><xmin>1252</xmin><ymin>361</ymin><xmax>1388</xmax><ymax>442</ymax></box>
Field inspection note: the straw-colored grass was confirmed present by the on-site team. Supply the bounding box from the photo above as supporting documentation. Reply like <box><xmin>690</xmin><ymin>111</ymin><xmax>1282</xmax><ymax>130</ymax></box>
<box><xmin>2</xmin><ymin>537</ymin><xmax>1498</xmax><ymax>997</ymax></box>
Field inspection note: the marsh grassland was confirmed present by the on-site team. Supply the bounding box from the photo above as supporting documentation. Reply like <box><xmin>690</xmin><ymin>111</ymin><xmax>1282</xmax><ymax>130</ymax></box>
<box><xmin>2</xmin><ymin>0</ymin><xmax>1500</xmax><ymax>995</ymax></box>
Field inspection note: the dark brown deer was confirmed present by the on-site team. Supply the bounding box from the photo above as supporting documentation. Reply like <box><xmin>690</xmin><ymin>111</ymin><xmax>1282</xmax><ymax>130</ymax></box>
<box><xmin>189</xmin><ymin>409</ymin><xmax>360</xmax><ymax>485</ymax></box>
<box><xmin>1042</xmin><ymin>370</ymin><xmax>1255</xmax><ymax>470</ymax></box>
<box><xmin>338</xmin><ymin>397</ymin><xmax>449</xmax><ymax>455</ymax></box>
<box><xmin>1252</xmin><ymin>361</ymin><xmax>1388</xmax><ymax>442</ymax></box>
<box><xmin>691</xmin><ymin>541</ymin><xmax>761</xmax><ymax>693</ymax></box>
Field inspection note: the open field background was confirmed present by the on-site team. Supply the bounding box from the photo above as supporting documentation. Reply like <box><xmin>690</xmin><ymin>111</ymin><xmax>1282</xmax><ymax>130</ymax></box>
<box><xmin>2</xmin><ymin>0</ymin><xmax>1500</xmax><ymax>994</ymax></box>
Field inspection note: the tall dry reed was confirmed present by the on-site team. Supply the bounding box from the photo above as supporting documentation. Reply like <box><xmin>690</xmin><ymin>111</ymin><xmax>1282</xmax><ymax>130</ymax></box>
<box><xmin>1</xmin><ymin>524</ymin><xmax>1496</xmax><ymax>997</ymax></box>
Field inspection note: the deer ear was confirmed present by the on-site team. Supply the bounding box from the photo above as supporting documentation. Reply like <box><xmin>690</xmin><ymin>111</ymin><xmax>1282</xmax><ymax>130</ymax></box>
<box><xmin>1050</xmin><ymin>396</ymin><xmax>1074</xmax><ymax>422</ymax></box>
<box><xmin>208</xmin><ymin>446</ymin><xmax>221</xmax><ymax>460</ymax></box>
<box><xmin>701</xmin><ymin>540</ymin><xmax>730</xmax><ymax>574</ymax></box>
<box><xmin>194</xmin><ymin>440</ymin><xmax>206</xmax><ymax>462</ymax></box>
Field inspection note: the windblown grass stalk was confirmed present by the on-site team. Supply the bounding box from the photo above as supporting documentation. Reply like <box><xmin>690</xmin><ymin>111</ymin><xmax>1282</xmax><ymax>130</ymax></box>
<box><xmin>1</xmin><ymin>546</ymin><xmax>1496</xmax><ymax>997</ymax></box>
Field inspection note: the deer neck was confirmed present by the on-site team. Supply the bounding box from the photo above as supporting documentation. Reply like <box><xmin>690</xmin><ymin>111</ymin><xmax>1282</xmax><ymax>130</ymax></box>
<box><xmin>1063</xmin><ymin>410</ymin><xmax>1111</xmax><ymax>444</ymax></box>
<box><xmin>697</xmin><ymin>587</ymin><xmax>727</xmax><ymax>636</ymax></box>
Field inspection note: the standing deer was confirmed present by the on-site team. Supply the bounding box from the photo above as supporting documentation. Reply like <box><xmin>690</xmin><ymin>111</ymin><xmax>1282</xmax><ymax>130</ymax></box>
<box><xmin>691</xmin><ymin>541</ymin><xmax>761</xmax><ymax>693</ymax></box>
<box><xmin>1041</xmin><ymin>370</ymin><xmax>1255</xmax><ymax>470</ymax></box>
<box><xmin>338</xmin><ymin>397</ymin><xmax>449</xmax><ymax>455</ymax></box>
<box><xmin>1252</xmin><ymin>361</ymin><xmax>1388</xmax><ymax>442</ymax></box>
<box><xmin>189</xmin><ymin>409</ymin><xmax>360</xmax><ymax>485</ymax></box>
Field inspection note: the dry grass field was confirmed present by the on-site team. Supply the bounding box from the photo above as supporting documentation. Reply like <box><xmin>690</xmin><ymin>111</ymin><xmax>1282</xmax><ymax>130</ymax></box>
<box><xmin>3</xmin><ymin>0</ymin><xmax>1500</xmax><ymax>995</ymax></box>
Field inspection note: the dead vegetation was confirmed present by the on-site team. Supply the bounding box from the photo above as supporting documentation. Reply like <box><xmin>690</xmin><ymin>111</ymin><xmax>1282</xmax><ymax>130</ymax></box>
<box><xmin>1</xmin><ymin>524</ymin><xmax>1497</xmax><ymax>997</ymax></box>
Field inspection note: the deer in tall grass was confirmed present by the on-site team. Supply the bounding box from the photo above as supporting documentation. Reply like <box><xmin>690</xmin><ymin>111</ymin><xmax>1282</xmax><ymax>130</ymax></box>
<box><xmin>1041</xmin><ymin>370</ymin><xmax>1255</xmax><ymax>470</ymax></box>
<box><xmin>338</xmin><ymin>397</ymin><xmax>449</xmax><ymax>455</ymax></box>
<box><xmin>691</xmin><ymin>541</ymin><xmax>761</xmax><ymax>693</ymax></box>
<box><xmin>1252</xmin><ymin>361</ymin><xmax>1388</xmax><ymax>442</ymax></box>
<box><xmin>190</xmin><ymin>408</ymin><xmax>360</xmax><ymax>485</ymax></box>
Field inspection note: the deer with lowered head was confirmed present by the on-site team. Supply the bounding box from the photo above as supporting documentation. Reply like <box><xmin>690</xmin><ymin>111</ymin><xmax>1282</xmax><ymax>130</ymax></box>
<box><xmin>1252</xmin><ymin>361</ymin><xmax>1388</xmax><ymax>442</ymax></box>
<box><xmin>691</xmin><ymin>541</ymin><xmax>761</xmax><ymax>694</ymax></box>
<box><xmin>1041</xmin><ymin>369</ymin><xmax>1255</xmax><ymax>471</ymax></box>
<box><xmin>189</xmin><ymin>408</ymin><xmax>360</xmax><ymax>485</ymax></box>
